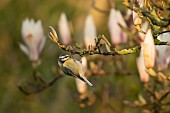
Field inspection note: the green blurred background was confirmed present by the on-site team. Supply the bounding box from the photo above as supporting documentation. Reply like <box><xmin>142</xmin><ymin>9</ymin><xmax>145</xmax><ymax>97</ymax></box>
<box><xmin>0</xmin><ymin>0</ymin><xmax>142</xmax><ymax>113</ymax></box>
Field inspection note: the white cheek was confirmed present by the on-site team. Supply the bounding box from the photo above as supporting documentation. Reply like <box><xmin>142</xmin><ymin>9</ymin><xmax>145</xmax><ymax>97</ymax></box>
<box><xmin>59</xmin><ymin>55</ymin><xmax>69</xmax><ymax>59</ymax></box>
<box><xmin>61</xmin><ymin>58</ymin><xmax>69</xmax><ymax>61</ymax></box>
<box><xmin>58</xmin><ymin>61</ymin><xmax>62</xmax><ymax>67</ymax></box>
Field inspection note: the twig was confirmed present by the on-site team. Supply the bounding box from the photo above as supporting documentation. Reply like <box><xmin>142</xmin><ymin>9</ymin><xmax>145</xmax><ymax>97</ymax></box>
<box><xmin>49</xmin><ymin>26</ymin><xmax>142</xmax><ymax>56</ymax></box>
<box><xmin>157</xmin><ymin>30</ymin><xmax>170</xmax><ymax>36</ymax></box>
<box><xmin>91</xmin><ymin>0</ymin><xmax>111</xmax><ymax>14</ymax></box>
<box><xmin>18</xmin><ymin>75</ymin><xmax>63</xmax><ymax>95</ymax></box>
<box><xmin>159</xmin><ymin>90</ymin><xmax>170</xmax><ymax>102</ymax></box>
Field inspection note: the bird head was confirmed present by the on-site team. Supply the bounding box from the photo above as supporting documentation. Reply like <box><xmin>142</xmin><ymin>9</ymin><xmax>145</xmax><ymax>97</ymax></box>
<box><xmin>58</xmin><ymin>54</ymin><xmax>71</xmax><ymax>67</ymax></box>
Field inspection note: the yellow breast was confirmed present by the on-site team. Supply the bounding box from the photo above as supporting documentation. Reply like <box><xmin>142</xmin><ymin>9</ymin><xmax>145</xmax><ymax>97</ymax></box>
<box><xmin>63</xmin><ymin>58</ymin><xmax>84</xmax><ymax>76</ymax></box>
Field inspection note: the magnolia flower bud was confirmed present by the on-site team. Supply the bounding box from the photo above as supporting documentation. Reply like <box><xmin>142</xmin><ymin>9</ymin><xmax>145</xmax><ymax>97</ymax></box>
<box><xmin>142</xmin><ymin>29</ymin><xmax>156</xmax><ymax>69</ymax></box>
<box><xmin>132</xmin><ymin>0</ymin><xmax>144</xmax><ymax>25</ymax></box>
<box><xmin>137</xmin><ymin>47</ymin><xmax>149</xmax><ymax>83</ymax></box>
<box><xmin>125</xmin><ymin>9</ymin><xmax>132</xmax><ymax>20</ymax></box>
<box><xmin>84</xmin><ymin>15</ymin><xmax>97</xmax><ymax>49</ymax></box>
<box><xmin>108</xmin><ymin>8</ymin><xmax>128</xmax><ymax>45</ymax></box>
<box><xmin>138</xmin><ymin>21</ymin><xmax>149</xmax><ymax>41</ymax></box>
<box><xmin>138</xmin><ymin>0</ymin><xmax>144</xmax><ymax>7</ymax></box>
<box><xmin>58</xmin><ymin>12</ymin><xmax>72</xmax><ymax>45</ymax></box>
<box><xmin>20</xmin><ymin>18</ymin><xmax>46</xmax><ymax>62</ymax></box>
<box><xmin>133</xmin><ymin>11</ymin><xmax>142</xmax><ymax>25</ymax></box>
<box><xmin>75</xmin><ymin>57</ymin><xmax>88</xmax><ymax>94</ymax></box>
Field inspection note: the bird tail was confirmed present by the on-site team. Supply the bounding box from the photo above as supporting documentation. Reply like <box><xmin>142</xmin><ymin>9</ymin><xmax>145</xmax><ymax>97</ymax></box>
<box><xmin>79</xmin><ymin>75</ymin><xmax>93</xmax><ymax>87</ymax></box>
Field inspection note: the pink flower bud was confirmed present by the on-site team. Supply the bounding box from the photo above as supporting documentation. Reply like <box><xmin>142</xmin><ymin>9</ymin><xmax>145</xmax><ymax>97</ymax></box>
<box><xmin>20</xmin><ymin>18</ymin><xmax>46</xmax><ymax>62</ymax></box>
<box><xmin>75</xmin><ymin>78</ymin><xmax>87</xmax><ymax>94</ymax></box>
<box><xmin>81</xmin><ymin>57</ymin><xmax>87</xmax><ymax>71</ymax></box>
<box><xmin>84</xmin><ymin>15</ymin><xmax>97</xmax><ymax>49</ymax></box>
<box><xmin>108</xmin><ymin>8</ymin><xmax>128</xmax><ymax>45</ymax></box>
<box><xmin>137</xmin><ymin>47</ymin><xmax>149</xmax><ymax>83</ymax></box>
<box><xmin>75</xmin><ymin>57</ymin><xmax>88</xmax><ymax>94</ymax></box>
<box><xmin>58</xmin><ymin>12</ymin><xmax>72</xmax><ymax>45</ymax></box>
<box><xmin>142</xmin><ymin>29</ymin><xmax>156</xmax><ymax>68</ymax></box>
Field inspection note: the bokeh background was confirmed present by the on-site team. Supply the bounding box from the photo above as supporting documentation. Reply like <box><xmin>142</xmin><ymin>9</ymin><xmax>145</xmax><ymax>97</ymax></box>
<box><xmin>0</xmin><ymin>0</ymin><xmax>147</xmax><ymax>113</ymax></box>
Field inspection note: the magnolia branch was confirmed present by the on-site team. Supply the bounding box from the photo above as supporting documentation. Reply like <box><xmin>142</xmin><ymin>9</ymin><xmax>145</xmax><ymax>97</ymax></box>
<box><xmin>48</xmin><ymin>26</ymin><xmax>170</xmax><ymax>56</ymax></box>
<box><xmin>124</xmin><ymin>0</ymin><xmax>170</xmax><ymax>27</ymax></box>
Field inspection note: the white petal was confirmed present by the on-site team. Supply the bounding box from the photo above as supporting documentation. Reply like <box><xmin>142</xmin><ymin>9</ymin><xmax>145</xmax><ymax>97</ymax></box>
<box><xmin>158</xmin><ymin>29</ymin><xmax>170</xmax><ymax>42</ymax></box>
<box><xmin>58</xmin><ymin>12</ymin><xmax>71</xmax><ymax>45</ymax></box>
<box><xmin>157</xmin><ymin>29</ymin><xmax>170</xmax><ymax>56</ymax></box>
<box><xmin>39</xmin><ymin>36</ymin><xmax>46</xmax><ymax>53</ymax></box>
<box><xmin>21</xmin><ymin>18</ymin><xmax>30</xmax><ymax>38</ymax></box>
<box><xmin>19</xmin><ymin>43</ymin><xmax>29</xmax><ymax>56</ymax></box>
<box><xmin>108</xmin><ymin>9</ymin><xmax>121</xmax><ymax>44</ymax></box>
<box><xmin>116</xmin><ymin>11</ymin><xmax>127</xmax><ymax>28</ymax></box>
<box><xmin>84</xmin><ymin>14</ymin><xmax>96</xmax><ymax>48</ymax></box>
<box><xmin>116</xmin><ymin>10</ymin><xmax>128</xmax><ymax>43</ymax></box>
<box><xmin>138</xmin><ymin>21</ymin><xmax>149</xmax><ymax>41</ymax></box>
<box><xmin>156</xmin><ymin>29</ymin><xmax>170</xmax><ymax>70</ymax></box>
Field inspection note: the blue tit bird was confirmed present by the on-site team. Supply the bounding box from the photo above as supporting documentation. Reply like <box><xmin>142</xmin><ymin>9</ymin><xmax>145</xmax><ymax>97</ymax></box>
<box><xmin>58</xmin><ymin>54</ymin><xmax>93</xmax><ymax>86</ymax></box>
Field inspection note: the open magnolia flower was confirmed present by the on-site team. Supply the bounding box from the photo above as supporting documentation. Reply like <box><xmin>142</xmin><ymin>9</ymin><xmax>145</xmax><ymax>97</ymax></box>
<box><xmin>142</xmin><ymin>29</ymin><xmax>156</xmax><ymax>69</ymax></box>
<box><xmin>156</xmin><ymin>30</ymin><xmax>170</xmax><ymax>71</ymax></box>
<box><xmin>84</xmin><ymin>14</ymin><xmax>97</xmax><ymax>49</ymax></box>
<box><xmin>58</xmin><ymin>12</ymin><xmax>72</xmax><ymax>45</ymax></box>
<box><xmin>108</xmin><ymin>8</ymin><xmax>128</xmax><ymax>45</ymax></box>
<box><xmin>20</xmin><ymin>18</ymin><xmax>46</xmax><ymax>62</ymax></box>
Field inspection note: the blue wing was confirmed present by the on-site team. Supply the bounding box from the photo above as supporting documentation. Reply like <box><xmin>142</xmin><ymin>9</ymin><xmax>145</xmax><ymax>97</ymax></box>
<box><xmin>61</xmin><ymin>67</ymin><xmax>86</xmax><ymax>82</ymax></box>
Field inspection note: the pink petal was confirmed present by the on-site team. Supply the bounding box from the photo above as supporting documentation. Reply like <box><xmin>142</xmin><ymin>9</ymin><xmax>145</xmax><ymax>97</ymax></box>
<box><xmin>137</xmin><ymin>47</ymin><xmax>149</xmax><ymax>83</ymax></box>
